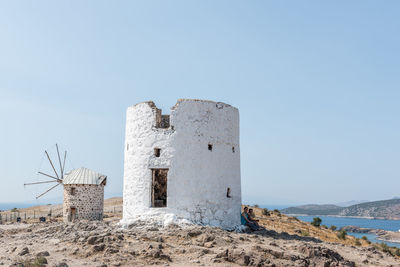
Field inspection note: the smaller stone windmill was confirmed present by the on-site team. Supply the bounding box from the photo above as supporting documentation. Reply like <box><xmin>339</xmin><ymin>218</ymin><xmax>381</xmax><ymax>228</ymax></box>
<box><xmin>25</xmin><ymin>144</ymin><xmax>107</xmax><ymax>222</ymax></box>
<box><xmin>62</xmin><ymin>167</ymin><xmax>107</xmax><ymax>222</ymax></box>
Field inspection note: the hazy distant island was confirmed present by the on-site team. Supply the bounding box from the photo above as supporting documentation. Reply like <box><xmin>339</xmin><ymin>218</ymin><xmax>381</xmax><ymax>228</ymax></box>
<box><xmin>281</xmin><ymin>198</ymin><xmax>400</xmax><ymax>220</ymax></box>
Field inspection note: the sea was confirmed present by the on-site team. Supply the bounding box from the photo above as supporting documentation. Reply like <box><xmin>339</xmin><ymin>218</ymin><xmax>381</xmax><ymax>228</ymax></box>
<box><xmin>296</xmin><ymin>216</ymin><xmax>400</xmax><ymax>248</ymax></box>
<box><xmin>258</xmin><ymin>205</ymin><xmax>400</xmax><ymax>248</ymax></box>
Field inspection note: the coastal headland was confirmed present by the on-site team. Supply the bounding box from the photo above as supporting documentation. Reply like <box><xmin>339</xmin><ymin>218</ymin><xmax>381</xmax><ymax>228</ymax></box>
<box><xmin>281</xmin><ymin>198</ymin><xmax>400</xmax><ymax>220</ymax></box>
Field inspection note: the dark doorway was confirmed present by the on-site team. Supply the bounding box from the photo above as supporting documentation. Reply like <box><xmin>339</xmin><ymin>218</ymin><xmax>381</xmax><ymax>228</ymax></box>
<box><xmin>70</xmin><ymin>207</ymin><xmax>77</xmax><ymax>222</ymax></box>
<box><xmin>151</xmin><ymin>169</ymin><xmax>168</xmax><ymax>207</ymax></box>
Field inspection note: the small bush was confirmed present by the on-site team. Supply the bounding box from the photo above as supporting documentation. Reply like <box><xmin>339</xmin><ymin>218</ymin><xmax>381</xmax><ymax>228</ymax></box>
<box><xmin>395</xmin><ymin>248</ymin><xmax>400</xmax><ymax>257</ymax></box>
<box><xmin>292</xmin><ymin>216</ymin><xmax>299</xmax><ymax>221</ymax></box>
<box><xmin>355</xmin><ymin>238</ymin><xmax>361</xmax><ymax>246</ymax></box>
<box><xmin>361</xmin><ymin>236</ymin><xmax>368</xmax><ymax>241</ymax></box>
<box><xmin>301</xmin><ymin>230</ymin><xmax>310</xmax><ymax>237</ymax></box>
<box><xmin>321</xmin><ymin>225</ymin><xmax>328</xmax><ymax>229</ymax></box>
<box><xmin>310</xmin><ymin>217</ymin><xmax>322</xmax><ymax>227</ymax></box>
<box><xmin>380</xmin><ymin>243</ymin><xmax>393</xmax><ymax>256</ymax></box>
<box><xmin>262</xmin><ymin>208</ymin><xmax>270</xmax><ymax>216</ymax></box>
<box><xmin>254</xmin><ymin>204</ymin><xmax>259</xmax><ymax>208</ymax></box>
<box><xmin>330</xmin><ymin>225</ymin><xmax>337</xmax><ymax>231</ymax></box>
<box><xmin>337</xmin><ymin>230</ymin><xmax>347</xmax><ymax>240</ymax></box>
<box><xmin>273</xmin><ymin>209</ymin><xmax>280</xmax><ymax>213</ymax></box>
<box><xmin>11</xmin><ymin>208</ymin><xmax>18</xmax><ymax>212</ymax></box>
<box><xmin>22</xmin><ymin>256</ymin><xmax>47</xmax><ymax>267</ymax></box>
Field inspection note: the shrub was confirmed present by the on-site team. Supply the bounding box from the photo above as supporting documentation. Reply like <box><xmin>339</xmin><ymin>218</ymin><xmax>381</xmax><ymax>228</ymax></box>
<box><xmin>301</xmin><ymin>230</ymin><xmax>310</xmax><ymax>237</ymax></box>
<box><xmin>337</xmin><ymin>230</ymin><xmax>347</xmax><ymax>240</ymax></box>
<box><xmin>11</xmin><ymin>208</ymin><xmax>18</xmax><ymax>212</ymax></box>
<box><xmin>330</xmin><ymin>225</ymin><xmax>337</xmax><ymax>231</ymax></box>
<box><xmin>361</xmin><ymin>236</ymin><xmax>368</xmax><ymax>241</ymax></box>
<box><xmin>321</xmin><ymin>225</ymin><xmax>328</xmax><ymax>229</ymax></box>
<box><xmin>355</xmin><ymin>238</ymin><xmax>361</xmax><ymax>246</ymax></box>
<box><xmin>310</xmin><ymin>217</ymin><xmax>322</xmax><ymax>227</ymax></box>
<box><xmin>273</xmin><ymin>209</ymin><xmax>280</xmax><ymax>213</ymax></box>
<box><xmin>380</xmin><ymin>242</ymin><xmax>393</xmax><ymax>256</ymax></box>
<box><xmin>254</xmin><ymin>204</ymin><xmax>259</xmax><ymax>208</ymax></box>
<box><xmin>262</xmin><ymin>208</ymin><xmax>270</xmax><ymax>216</ymax></box>
<box><xmin>395</xmin><ymin>248</ymin><xmax>400</xmax><ymax>257</ymax></box>
<box><xmin>22</xmin><ymin>256</ymin><xmax>47</xmax><ymax>267</ymax></box>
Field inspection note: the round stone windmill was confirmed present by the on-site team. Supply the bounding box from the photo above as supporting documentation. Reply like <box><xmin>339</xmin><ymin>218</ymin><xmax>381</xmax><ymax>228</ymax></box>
<box><xmin>121</xmin><ymin>99</ymin><xmax>241</xmax><ymax>229</ymax></box>
<box><xmin>25</xmin><ymin>144</ymin><xmax>107</xmax><ymax>222</ymax></box>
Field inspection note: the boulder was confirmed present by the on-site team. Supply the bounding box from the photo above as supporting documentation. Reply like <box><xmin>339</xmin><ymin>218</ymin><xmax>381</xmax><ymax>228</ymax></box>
<box><xmin>18</xmin><ymin>247</ymin><xmax>29</xmax><ymax>256</ymax></box>
<box><xmin>36</xmin><ymin>251</ymin><xmax>50</xmax><ymax>257</ymax></box>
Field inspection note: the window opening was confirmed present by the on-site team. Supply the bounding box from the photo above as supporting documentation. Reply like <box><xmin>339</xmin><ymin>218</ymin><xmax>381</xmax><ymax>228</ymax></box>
<box><xmin>208</xmin><ymin>144</ymin><xmax>213</xmax><ymax>151</ymax></box>
<box><xmin>71</xmin><ymin>187</ymin><xmax>76</xmax><ymax>196</ymax></box>
<box><xmin>154</xmin><ymin>148</ymin><xmax>161</xmax><ymax>157</ymax></box>
<box><xmin>151</xmin><ymin>169</ymin><xmax>168</xmax><ymax>207</ymax></box>
<box><xmin>155</xmin><ymin>108</ymin><xmax>170</xmax><ymax>128</ymax></box>
<box><xmin>226</xmin><ymin>187</ymin><xmax>232</xmax><ymax>198</ymax></box>
<box><xmin>232</xmin><ymin>146</ymin><xmax>235</xmax><ymax>153</ymax></box>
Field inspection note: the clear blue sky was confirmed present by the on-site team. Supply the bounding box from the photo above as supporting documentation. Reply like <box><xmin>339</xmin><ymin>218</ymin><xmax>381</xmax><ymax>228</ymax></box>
<box><xmin>0</xmin><ymin>1</ymin><xmax>399</xmax><ymax>206</ymax></box>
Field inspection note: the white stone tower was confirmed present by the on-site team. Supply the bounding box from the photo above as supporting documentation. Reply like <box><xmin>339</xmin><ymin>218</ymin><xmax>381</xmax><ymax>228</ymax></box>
<box><xmin>121</xmin><ymin>99</ymin><xmax>241</xmax><ymax>229</ymax></box>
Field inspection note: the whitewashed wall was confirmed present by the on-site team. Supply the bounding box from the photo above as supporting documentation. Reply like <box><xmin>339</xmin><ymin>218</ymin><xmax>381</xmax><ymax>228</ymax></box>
<box><xmin>121</xmin><ymin>99</ymin><xmax>241</xmax><ymax>229</ymax></box>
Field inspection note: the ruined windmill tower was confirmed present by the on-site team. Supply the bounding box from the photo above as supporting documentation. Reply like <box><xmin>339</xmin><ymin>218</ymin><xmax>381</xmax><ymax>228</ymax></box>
<box><xmin>121</xmin><ymin>99</ymin><xmax>241</xmax><ymax>229</ymax></box>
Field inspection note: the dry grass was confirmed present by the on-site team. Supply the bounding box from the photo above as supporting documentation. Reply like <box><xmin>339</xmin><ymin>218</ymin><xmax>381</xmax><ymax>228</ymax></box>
<box><xmin>249</xmin><ymin>206</ymin><xmax>371</xmax><ymax>247</ymax></box>
<box><xmin>0</xmin><ymin>197</ymin><xmax>123</xmax><ymax>223</ymax></box>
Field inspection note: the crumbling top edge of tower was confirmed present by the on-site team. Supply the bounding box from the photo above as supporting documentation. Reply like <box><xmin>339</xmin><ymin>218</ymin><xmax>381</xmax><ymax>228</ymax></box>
<box><xmin>127</xmin><ymin>99</ymin><xmax>237</xmax><ymax>113</ymax></box>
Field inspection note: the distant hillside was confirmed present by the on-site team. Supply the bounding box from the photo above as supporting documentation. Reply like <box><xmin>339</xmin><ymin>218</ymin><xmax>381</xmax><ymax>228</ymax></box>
<box><xmin>281</xmin><ymin>198</ymin><xmax>400</xmax><ymax>219</ymax></box>
<box><xmin>338</xmin><ymin>199</ymin><xmax>400</xmax><ymax>219</ymax></box>
<box><xmin>335</xmin><ymin>200</ymin><xmax>369</xmax><ymax>207</ymax></box>
<box><xmin>281</xmin><ymin>204</ymin><xmax>342</xmax><ymax>216</ymax></box>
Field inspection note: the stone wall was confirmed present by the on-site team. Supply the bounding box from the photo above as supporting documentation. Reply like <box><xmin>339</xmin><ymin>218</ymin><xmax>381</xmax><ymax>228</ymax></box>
<box><xmin>122</xmin><ymin>99</ymin><xmax>241</xmax><ymax>229</ymax></box>
<box><xmin>63</xmin><ymin>184</ymin><xmax>104</xmax><ymax>222</ymax></box>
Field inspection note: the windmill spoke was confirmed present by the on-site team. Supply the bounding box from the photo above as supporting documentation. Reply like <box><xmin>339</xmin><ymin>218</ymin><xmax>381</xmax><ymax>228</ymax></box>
<box><xmin>45</xmin><ymin>150</ymin><xmax>59</xmax><ymax>179</ymax></box>
<box><xmin>56</xmin><ymin>144</ymin><xmax>63</xmax><ymax>179</ymax></box>
<box><xmin>24</xmin><ymin>180</ymin><xmax>58</xmax><ymax>186</ymax></box>
<box><xmin>38</xmin><ymin>171</ymin><xmax>58</xmax><ymax>180</ymax></box>
<box><xmin>36</xmin><ymin>183</ymin><xmax>61</xmax><ymax>199</ymax></box>
<box><xmin>62</xmin><ymin>151</ymin><xmax>67</xmax><ymax>179</ymax></box>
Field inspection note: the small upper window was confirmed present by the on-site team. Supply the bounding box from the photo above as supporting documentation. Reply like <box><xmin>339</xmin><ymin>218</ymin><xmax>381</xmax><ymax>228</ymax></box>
<box><xmin>232</xmin><ymin>146</ymin><xmax>235</xmax><ymax>153</ymax></box>
<box><xmin>71</xmin><ymin>187</ymin><xmax>76</xmax><ymax>196</ymax></box>
<box><xmin>208</xmin><ymin>144</ymin><xmax>213</xmax><ymax>151</ymax></box>
<box><xmin>226</xmin><ymin>187</ymin><xmax>231</xmax><ymax>198</ymax></box>
<box><xmin>154</xmin><ymin>148</ymin><xmax>161</xmax><ymax>157</ymax></box>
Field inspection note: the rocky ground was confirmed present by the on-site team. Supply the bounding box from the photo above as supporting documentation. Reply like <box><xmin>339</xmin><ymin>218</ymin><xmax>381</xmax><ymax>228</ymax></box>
<box><xmin>1</xmin><ymin>216</ymin><xmax>400</xmax><ymax>267</ymax></box>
